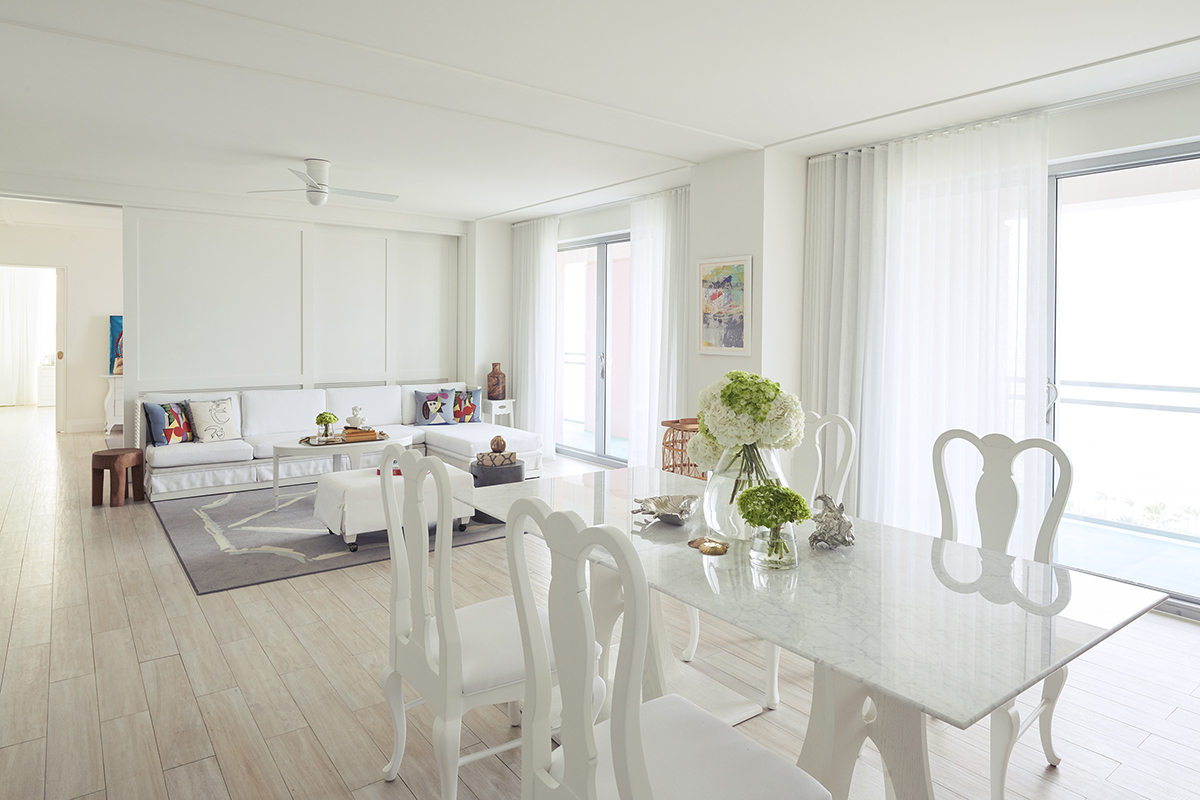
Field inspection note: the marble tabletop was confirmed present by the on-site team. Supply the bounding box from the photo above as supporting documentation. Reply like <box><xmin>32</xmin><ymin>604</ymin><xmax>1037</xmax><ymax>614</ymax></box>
<box><xmin>453</xmin><ymin>467</ymin><xmax>1167</xmax><ymax>729</ymax></box>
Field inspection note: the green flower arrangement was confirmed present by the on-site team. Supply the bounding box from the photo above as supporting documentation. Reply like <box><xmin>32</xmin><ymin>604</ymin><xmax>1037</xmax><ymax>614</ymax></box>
<box><xmin>737</xmin><ymin>484</ymin><xmax>811</xmax><ymax>562</ymax></box>
<box><xmin>315</xmin><ymin>411</ymin><xmax>338</xmax><ymax>426</ymax></box>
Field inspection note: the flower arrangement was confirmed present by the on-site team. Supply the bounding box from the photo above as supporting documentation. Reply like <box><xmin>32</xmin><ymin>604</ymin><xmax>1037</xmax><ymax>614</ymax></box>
<box><xmin>687</xmin><ymin>371</ymin><xmax>804</xmax><ymax>498</ymax></box>
<box><xmin>316</xmin><ymin>411</ymin><xmax>338</xmax><ymax>438</ymax></box>
<box><xmin>737</xmin><ymin>484</ymin><xmax>811</xmax><ymax>563</ymax></box>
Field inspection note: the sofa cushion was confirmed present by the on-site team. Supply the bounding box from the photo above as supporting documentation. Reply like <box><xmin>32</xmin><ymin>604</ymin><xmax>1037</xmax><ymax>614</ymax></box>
<box><xmin>243</xmin><ymin>431</ymin><xmax>314</xmax><ymax>460</ymax></box>
<box><xmin>241</xmin><ymin>389</ymin><xmax>327</xmax><ymax>436</ymax></box>
<box><xmin>143</xmin><ymin>391</ymin><xmax>243</xmax><ymax>438</ymax></box>
<box><xmin>325</xmin><ymin>385</ymin><xmax>405</xmax><ymax>427</ymax></box>
<box><xmin>144</xmin><ymin>439</ymin><xmax>255</xmax><ymax>469</ymax></box>
<box><xmin>375</xmin><ymin>423</ymin><xmax>425</xmax><ymax>446</ymax></box>
<box><xmin>400</xmin><ymin>382</ymin><xmax>467</xmax><ymax>425</ymax></box>
<box><xmin>144</xmin><ymin>402</ymin><xmax>195</xmax><ymax>445</ymax></box>
<box><xmin>188</xmin><ymin>398</ymin><xmax>242</xmax><ymax>443</ymax></box>
<box><xmin>453</xmin><ymin>388</ymin><xmax>482</xmax><ymax>423</ymax></box>
<box><xmin>413</xmin><ymin>389</ymin><xmax>455</xmax><ymax>426</ymax></box>
<box><xmin>422</xmin><ymin>423</ymin><xmax>542</xmax><ymax>460</ymax></box>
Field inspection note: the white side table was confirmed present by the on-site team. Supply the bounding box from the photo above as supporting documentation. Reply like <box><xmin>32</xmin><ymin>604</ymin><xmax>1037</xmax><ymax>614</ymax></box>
<box><xmin>104</xmin><ymin>375</ymin><xmax>123</xmax><ymax>434</ymax></box>
<box><xmin>481</xmin><ymin>398</ymin><xmax>514</xmax><ymax>425</ymax></box>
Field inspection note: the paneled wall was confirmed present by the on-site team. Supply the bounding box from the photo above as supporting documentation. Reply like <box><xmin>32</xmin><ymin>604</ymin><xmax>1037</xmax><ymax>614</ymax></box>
<box><xmin>123</xmin><ymin>208</ymin><xmax>458</xmax><ymax>434</ymax></box>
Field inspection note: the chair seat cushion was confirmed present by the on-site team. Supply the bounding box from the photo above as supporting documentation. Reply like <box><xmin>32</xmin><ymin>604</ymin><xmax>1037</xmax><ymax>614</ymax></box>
<box><xmin>144</xmin><ymin>439</ymin><xmax>255</xmax><ymax>469</ymax></box>
<box><xmin>428</xmin><ymin>597</ymin><xmax>598</xmax><ymax>697</ymax></box>
<box><xmin>421</xmin><ymin>423</ymin><xmax>541</xmax><ymax>460</ymax></box>
<box><xmin>555</xmin><ymin>693</ymin><xmax>831</xmax><ymax>800</ymax></box>
<box><xmin>314</xmin><ymin>465</ymin><xmax>474</xmax><ymax>537</ymax></box>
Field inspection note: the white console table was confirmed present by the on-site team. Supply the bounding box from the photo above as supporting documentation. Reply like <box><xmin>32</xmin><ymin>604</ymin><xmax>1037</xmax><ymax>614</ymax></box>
<box><xmin>104</xmin><ymin>375</ymin><xmax>123</xmax><ymax>434</ymax></box>
<box><xmin>481</xmin><ymin>397</ymin><xmax>514</xmax><ymax>425</ymax></box>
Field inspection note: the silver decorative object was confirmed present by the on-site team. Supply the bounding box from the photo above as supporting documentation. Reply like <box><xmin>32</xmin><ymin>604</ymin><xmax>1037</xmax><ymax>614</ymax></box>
<box><xmin>809</xmin><ymin>494</ymin><xmax>855</xmax><ymax>550</ymax></box>
<box><xmin>632</xmin><ymin>495</ymin><xmax>699</xmax><ymax>526</ymax></box>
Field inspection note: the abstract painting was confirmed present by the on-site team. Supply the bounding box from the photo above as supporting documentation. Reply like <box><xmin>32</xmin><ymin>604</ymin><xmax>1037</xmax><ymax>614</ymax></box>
<box><xmin>699</xmin><ymin>256</ymin><xmax>750</xmax><ymax>354</ymax></box>
<box><xmin>109</xmin><ymin>315</ymin><xmax>123</xmax><ymax>374</ymax></box>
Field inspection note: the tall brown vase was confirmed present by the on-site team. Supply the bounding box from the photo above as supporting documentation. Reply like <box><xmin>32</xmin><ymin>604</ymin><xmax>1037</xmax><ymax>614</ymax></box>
<box><xmin>487</xmin><ymin>363</ymin><xmax>506</xmax><ymax>400</ymax></box>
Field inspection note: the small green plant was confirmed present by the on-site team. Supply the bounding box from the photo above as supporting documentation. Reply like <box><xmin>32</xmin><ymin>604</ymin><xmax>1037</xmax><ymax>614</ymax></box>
<box><xmin>315</xmin><ymin>412</ymin><xmax>338</xmax><ymax>426</ymax></box>
<box><xmin>738</xmin><ymin>484</ymin><xmax>811</xmax><ymax>562</ymax></box>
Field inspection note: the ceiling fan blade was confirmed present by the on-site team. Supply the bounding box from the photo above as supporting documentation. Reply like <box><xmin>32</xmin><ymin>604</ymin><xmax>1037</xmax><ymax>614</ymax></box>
<box><xmin>289</xmin><ymin>168</ymin><xmax>322</xmax><ymax>189</ymax></box>
<box><xmin>247</xmin><ymin>188</ymin><xmax>307</xmax><ymax>194</ymax></box>
<box><xmin>328</xmin><ymin>187</ymin><xmax>399</xmax><ymax>202</ymax></box>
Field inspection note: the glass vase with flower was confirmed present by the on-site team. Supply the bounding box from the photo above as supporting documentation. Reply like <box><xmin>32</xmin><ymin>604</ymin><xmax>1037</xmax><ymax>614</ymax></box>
<box><xmin>737</xmin><ymin>484</ymin><xmax>811</xmax><ymax>570</ymax></box>
<box><xmin>686</xmin><ymin>371</ymin><xmax>805</xmax><ymax>541</ymax></box>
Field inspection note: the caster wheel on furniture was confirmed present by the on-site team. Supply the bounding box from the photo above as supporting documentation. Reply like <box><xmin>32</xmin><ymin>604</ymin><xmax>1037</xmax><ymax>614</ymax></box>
<box><xmin>348</xmin><ymin>542</ymin><xmax>358</xmax><ymax>552</ymax></box>
<box><xmin>458</xmin><ymin>522</ymin><xmax>467</xmax><ymax>532</ymax></box>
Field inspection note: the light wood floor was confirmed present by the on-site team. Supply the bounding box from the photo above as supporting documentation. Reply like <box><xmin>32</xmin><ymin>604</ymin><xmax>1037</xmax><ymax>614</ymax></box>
<box><xmin>2</xmin><ymin>405</ymin><xmax>1200</xmax><ymax>799</ymax></box>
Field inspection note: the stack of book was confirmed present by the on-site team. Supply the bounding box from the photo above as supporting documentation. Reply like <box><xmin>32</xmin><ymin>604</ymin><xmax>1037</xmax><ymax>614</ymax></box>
<box><xmin>342</xmin><ymin>427</ymin><xmax>380</xmax><ymax>442</ymax></box>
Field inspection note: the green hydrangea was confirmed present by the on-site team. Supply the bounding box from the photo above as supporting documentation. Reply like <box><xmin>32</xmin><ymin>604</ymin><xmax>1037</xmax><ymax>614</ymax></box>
<box><xmin>719</xmin><ymin>371</ymin><xmax>781</xmax><ymax>424</ymax></box>
<box><xmin>315</xmin><ymin>412</ymin><xmax>339</xmax><ymax>425</ymax></box>
<box><xmin>736</xmin><ymin>484</ymin><xmax>811</xmax><ymax>530</ymax></box>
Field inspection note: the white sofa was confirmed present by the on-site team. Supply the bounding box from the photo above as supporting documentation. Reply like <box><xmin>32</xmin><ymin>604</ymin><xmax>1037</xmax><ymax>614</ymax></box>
<box><xmin>136</xmin><ymin>382</ymin><xmax>542</xmax><ymax>500</ymax></box>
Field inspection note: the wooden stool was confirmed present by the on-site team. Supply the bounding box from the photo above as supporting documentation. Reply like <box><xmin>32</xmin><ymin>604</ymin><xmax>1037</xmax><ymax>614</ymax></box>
<box><xmin>91</xmin><ymin>448</ymin><xmax>145</xmax><ymax>507</ymax></box>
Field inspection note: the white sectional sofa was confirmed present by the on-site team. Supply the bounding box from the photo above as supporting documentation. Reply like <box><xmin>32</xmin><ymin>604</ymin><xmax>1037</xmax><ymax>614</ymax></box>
<box><xmin>136</xmin><ymin>382</ymin><xmax>542</xmax><ymax>500</ymax></box>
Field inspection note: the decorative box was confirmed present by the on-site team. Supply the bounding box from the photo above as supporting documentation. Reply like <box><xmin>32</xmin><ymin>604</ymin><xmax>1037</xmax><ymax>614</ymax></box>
<box><xmin>476</xmin><ymin>451</ymin><xmax>517</xmax><ymax>467</ymax></box>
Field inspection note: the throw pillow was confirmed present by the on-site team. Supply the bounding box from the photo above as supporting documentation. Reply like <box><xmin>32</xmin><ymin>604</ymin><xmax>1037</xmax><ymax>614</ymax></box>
<box><xmin>452</xmin><ymin>388</ymin><xmax>482</xmax><ymax>423</ymax></box>
<box><xmin>144</xmin><ymin>402</ymin><xmax>195</xmax><ymax>445</ymax></box>
<box><xmin>188</xmin><ymin>398</ymin><xmax>241</xmax><ymax>443</ymax></box>
<box><xmin>413</xmin><ymin>389</ymin><xmax>455</xmax><ymax>426</ymax></box>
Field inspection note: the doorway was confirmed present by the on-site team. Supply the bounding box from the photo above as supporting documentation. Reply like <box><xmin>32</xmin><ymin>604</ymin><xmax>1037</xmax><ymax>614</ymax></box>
<box><xmin>0</xmin><ymin>265</ymin><xmax>64</xmax><ymax>429</ymax></box>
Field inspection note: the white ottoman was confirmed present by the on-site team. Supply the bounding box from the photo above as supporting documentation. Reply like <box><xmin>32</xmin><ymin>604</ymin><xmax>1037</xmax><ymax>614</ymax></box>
<box><xmin>314</xmin><ymin>465</ymin><xmax>476</xmax><ymax>551</ymax></box>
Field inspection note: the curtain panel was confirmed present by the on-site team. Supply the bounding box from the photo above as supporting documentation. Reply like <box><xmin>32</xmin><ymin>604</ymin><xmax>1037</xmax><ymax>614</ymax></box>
<box><xmin>804</xmin><ymin>113</ymin><xmax>1051</xmax><ymax>557</ymax></box>
<box><xmin>629</xmin><ymin>187</ymin><xmax>690</xmax><ymax>469</ymax></box>
<box><xmin>0</xmin><ymin>267</ymin><xmax>48</xmax><ymax>407</ymax></box>
<box><xmin>511</xmin><ymin>216</ymin><xmax>559</xmax><ymax>458</ymax></box>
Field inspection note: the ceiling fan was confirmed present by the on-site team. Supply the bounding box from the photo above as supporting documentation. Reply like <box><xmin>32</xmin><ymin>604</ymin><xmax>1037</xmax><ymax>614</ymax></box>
<box><xmin>248</xmin><ymin>158</ymin><xmax>398</xmax><ymax>206</ymax></box>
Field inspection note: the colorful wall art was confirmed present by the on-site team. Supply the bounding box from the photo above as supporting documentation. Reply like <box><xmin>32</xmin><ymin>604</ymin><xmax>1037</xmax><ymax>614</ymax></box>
<box><xmin>698</xmin><ymin>256</ymin><xmax>750</xmax><ymax>355</ymax></box>
<box><xmin>109</xmin><ymin>315</ymin><xmax>123</xmax><ymax>374</ymax></box>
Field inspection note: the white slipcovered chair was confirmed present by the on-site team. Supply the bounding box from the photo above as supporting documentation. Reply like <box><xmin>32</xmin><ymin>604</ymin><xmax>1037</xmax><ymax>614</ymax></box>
<box><xmin>505</xmin><ymin>496</ymin><xmax>832</xmax><ymax>800</ymax></box>
<box><xmin>378</xmin><ymin>446</ymin><xmax>540</xmax><ymax>799</ymax></box>
<box><xmin>933</xmin><ymin>429</ymin><xmax>1074</xmax><ymax>800</ymax></box>
<box><xmin>684</xmin><ymin>410</ymin><xmax>857</xmax><ymax>711</ymax></box>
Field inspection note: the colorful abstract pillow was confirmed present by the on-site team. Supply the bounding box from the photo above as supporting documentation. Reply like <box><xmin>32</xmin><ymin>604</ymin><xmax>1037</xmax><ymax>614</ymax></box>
<box><xmin>144</xmin><ymin>402</ymin><xmax>195</xmax><ymax>445</ymax></box>
<box><xmin>413</xmin><ymin>389</ymin><xmax>455</xmax><ymax>426</ymax></box>
<box><xmin>187</xmin><ymin>398</ymin><xmax>241</xmax><ymax>443</ymax></box>
<box><xmin>452</xmin><ymin>388</ymin><xmax>482</xmax><ymax>423</ymax></box>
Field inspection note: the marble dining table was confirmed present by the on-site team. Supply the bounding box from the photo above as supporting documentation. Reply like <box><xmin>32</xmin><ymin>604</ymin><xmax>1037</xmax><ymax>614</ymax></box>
<box><xmin>452</xmin><ymin>467</ymin><xmax>1167</xmax><ymax>800</ymax></box>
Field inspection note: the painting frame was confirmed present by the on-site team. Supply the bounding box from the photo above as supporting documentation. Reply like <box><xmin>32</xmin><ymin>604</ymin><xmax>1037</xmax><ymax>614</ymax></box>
<box><xmin>697</xmin><ymin>255</ymin><xmax>751</xmax><ymax>356</ymax></box>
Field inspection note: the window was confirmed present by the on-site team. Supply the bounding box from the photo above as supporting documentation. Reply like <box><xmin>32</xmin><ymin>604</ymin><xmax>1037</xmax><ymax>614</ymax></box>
<box><xmin>555</xmin><ymin>235</ymin><xmax>630</xmax><ymax>463</ymax></box>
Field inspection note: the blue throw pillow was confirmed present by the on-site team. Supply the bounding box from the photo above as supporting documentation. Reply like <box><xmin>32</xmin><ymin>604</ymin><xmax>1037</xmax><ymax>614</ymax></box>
<box><xmin>413</xmin><ymin>389</ymin><xmax>455</xmax><ymax>426</ymax></box>
<box><xmin>144</xmin><ymin>402</ymin><xmax>195</xmax><ymax>445</ymax></box>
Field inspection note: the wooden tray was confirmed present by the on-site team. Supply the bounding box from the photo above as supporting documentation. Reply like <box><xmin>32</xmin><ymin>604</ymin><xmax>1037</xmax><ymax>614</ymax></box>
<box><xmin>298</xmin><ymin>432</ymin><xmax>389</xmax><ymax>446</ymax></box>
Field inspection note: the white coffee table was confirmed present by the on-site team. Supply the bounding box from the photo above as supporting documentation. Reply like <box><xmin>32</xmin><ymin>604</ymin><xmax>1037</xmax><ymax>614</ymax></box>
<box><xmin>272</xmin><ymin>434</ymin><xmax>413</xmax><ymax>511</ymax></box>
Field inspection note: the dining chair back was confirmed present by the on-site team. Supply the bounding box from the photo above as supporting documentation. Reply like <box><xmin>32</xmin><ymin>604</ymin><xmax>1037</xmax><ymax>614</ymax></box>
<box><xmin>932</xmin><ymin>429</ymin><xmax>1074</xmax><ymax>800</ymax></box>
<box><xmin>505</xmin><ymin>495</ymin><xmax>832</xmax><ymax>800</ymax></box>
<box><xmin>792</xmin><ymin>410</ymin><xmax>857</xmax><ymax>505</ymax></box>
<box><xmin>378</xmin><ymin>445</ymin><xmax>526</xmax><ymax>799</ymax></box>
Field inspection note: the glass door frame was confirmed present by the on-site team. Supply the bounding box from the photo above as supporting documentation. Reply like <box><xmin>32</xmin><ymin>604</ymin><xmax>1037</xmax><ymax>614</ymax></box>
<box><xmin>1048</xmin><ymin>140</ymin><xmax>1200</xmax><ymax>612</ymax></box>
<box><xmin>556</xmin><ymin>233</ymin><xmax>630</xmax><ymax>468</ymax></box>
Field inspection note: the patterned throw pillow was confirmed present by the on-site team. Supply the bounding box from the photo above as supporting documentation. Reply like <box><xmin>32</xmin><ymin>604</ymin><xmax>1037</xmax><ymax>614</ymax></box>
<box><xmin>144</xmin><ymin>402</ymin><xmax>195</xmax><ymax>445</ymax></box>
<box><xmin>187</xmin><ymin>398</ymin><xmax>241</xmax><ymax>443</ymax></box>
<box><xmin>413</xmin><ymin>389</ymin><xmax>455</xmax><ymax>426</ymax></box>
<box><xmin>452</xmin><ymin>388</ymin><xmax>482</xmax><ymax>423</ymax></box>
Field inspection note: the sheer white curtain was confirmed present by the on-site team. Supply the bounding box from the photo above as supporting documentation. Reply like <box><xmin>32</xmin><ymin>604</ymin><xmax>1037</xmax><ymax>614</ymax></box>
<box><xmin>805</xmin><ymin>113</ymin><xmax>1051</xmax><ymax>557</ymax></box>
<box><xmin>0</xmin><ymin>267</ymin><xmax>50</xmax><ymax>407</ymax></box>
<box><xmin>628</xmin><ymin>187</ymin><xmax>689</xmax><ymax>468</ymax></box>
<box><xmin>511</xmin><ymin>216</ymin><xmax>560</xmax><ymax>459</ymax></box>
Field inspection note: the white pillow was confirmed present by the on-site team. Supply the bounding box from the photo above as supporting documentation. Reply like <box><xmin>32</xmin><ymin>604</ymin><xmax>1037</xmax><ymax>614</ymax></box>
<box><xmin>188</xmin><ymin>398</ymin><xmax>242</xmax><ymax>443</ymax></box>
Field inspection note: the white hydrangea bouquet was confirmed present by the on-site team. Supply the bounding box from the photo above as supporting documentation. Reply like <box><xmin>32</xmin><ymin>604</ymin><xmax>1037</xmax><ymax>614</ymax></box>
<box><xmin>687</xmin><ymin>371</ymin><xmax>804</xmax><ymax>539</ymax></box>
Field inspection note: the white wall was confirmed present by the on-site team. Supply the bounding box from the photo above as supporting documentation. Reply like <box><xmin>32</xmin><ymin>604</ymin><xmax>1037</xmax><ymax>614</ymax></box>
<box><xmin>686</xmin><ymin>150</ymin><xmax>765</xmax><ymax>405</ymax></box>
<box><xmin>0</xmin><ymin>221</ymin><xmax>122</xmax><ymax>431</ymax></box>
<box><xmin>558</xmin><ymin>204</ymin><xmax>630</xmax><ymax>243</ymax></box>
<box><xmin>463</xmin><ymin>220</ymin><xmax>513</xmax><ymax>390</ymax></box>
<box><xmin>1050</xmin><ymin>82</ymin><xmax>1200</xmax><ymax>162</ymax></box>
<box><xmin>123</xmin><ymin>207</ymin><xmax>458</xmax><ymax>434</ymax></box>
<box><xmin>761</xmin><ymin>149</ymin><xmax>807</xmax><ymax>398</ymax></box>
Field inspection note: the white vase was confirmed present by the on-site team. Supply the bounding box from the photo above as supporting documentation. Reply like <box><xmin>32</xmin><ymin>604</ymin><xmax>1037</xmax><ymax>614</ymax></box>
<box><xmin>701</xmin><ymin>444</ymin><xmax>788</xmax><ymax>541</ymax></box>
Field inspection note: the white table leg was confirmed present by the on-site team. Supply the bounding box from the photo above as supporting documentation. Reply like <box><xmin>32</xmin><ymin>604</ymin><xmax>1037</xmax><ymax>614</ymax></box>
<box><xmin>273</xmin><ymin>452</ymin><xmax>281</xmax><ymax>511</ymax></box>
<box><xmin>797</xmin><ymin>664</ymin><xmax>935</xmax><ymax>800</ymax></box>
<box><xmin>347</xmin><ymin>451</ymin><xmax>361</xmax><ymax>470</ymax></box>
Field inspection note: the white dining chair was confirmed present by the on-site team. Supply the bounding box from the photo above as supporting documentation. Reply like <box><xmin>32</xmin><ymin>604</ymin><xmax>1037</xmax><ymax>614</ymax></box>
<box><xmin>378</xmin><ymin>446</ymin><xmax>535</xmax><ymax>799</ymax></box>
<box><xmin>505</xmin><ymin>495</ymin><xmax>832</xmax><ymax>800</ymax></box>
<box><xmin>684</xmin><ymin>410</ymin><xmax>857</xmax><ymax>711</ymax></box>
<box><xmin>933</xmin><ymin>429</ymin><xmax>1074</xmax><ymax>800</ymax></box>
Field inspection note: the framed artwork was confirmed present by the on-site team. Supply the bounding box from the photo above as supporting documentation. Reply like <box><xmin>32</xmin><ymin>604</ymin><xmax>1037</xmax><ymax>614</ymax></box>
<box><xmin>698</xmin><ymin>255</ymin><xmax>751</xmax><ymax>355</ymax></box>
<box><xmin>109</xmin><ymin>315</ymin><xmax>123</xmax><ymax>374</ymax></box>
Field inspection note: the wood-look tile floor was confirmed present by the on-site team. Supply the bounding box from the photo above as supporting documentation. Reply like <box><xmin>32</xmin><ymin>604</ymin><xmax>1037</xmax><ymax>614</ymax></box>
<box><xmin>2</xmin><ymin>404</ymin><xmax>1199</xmax><ymax>799</ymax></box>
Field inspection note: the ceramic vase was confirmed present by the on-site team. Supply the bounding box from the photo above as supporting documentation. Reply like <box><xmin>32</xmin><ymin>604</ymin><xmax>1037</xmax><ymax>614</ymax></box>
<box><xmin>487</xmin><ymin>362</ymin><xmax>506</xmax><ymax>401</ymax></box>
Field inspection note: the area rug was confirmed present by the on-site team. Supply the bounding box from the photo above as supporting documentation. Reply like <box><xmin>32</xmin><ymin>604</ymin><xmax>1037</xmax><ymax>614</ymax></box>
<box><xmin>153</xmin><ymin>486</ymin><xmax>504</xmax><ymax>595</ymax></box>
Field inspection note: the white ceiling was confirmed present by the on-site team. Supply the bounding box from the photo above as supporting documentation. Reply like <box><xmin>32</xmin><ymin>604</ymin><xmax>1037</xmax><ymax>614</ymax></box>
<box><xmin>3</xmin><ymin>0</ymin><xmax>1200</xmax><ymax>224</ymax></box>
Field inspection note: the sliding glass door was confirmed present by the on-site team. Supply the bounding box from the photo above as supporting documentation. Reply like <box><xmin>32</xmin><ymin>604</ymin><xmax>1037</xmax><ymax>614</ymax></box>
<box><xmin>555</xmin><ymin>237</ymin><xmax>630</xmax><ymax>463</ymax></box>
<box><xmin>1051</xmin><ymin>153</ymin><xmax>1200</xmax><ymax>601</ymax></box>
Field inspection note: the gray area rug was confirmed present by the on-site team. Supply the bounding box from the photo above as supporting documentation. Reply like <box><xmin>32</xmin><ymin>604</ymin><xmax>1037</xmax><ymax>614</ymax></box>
<box><xmin>153</xmin><ymin>486</ymin><xmax>503</xmax><ymax>595</ymax></box>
